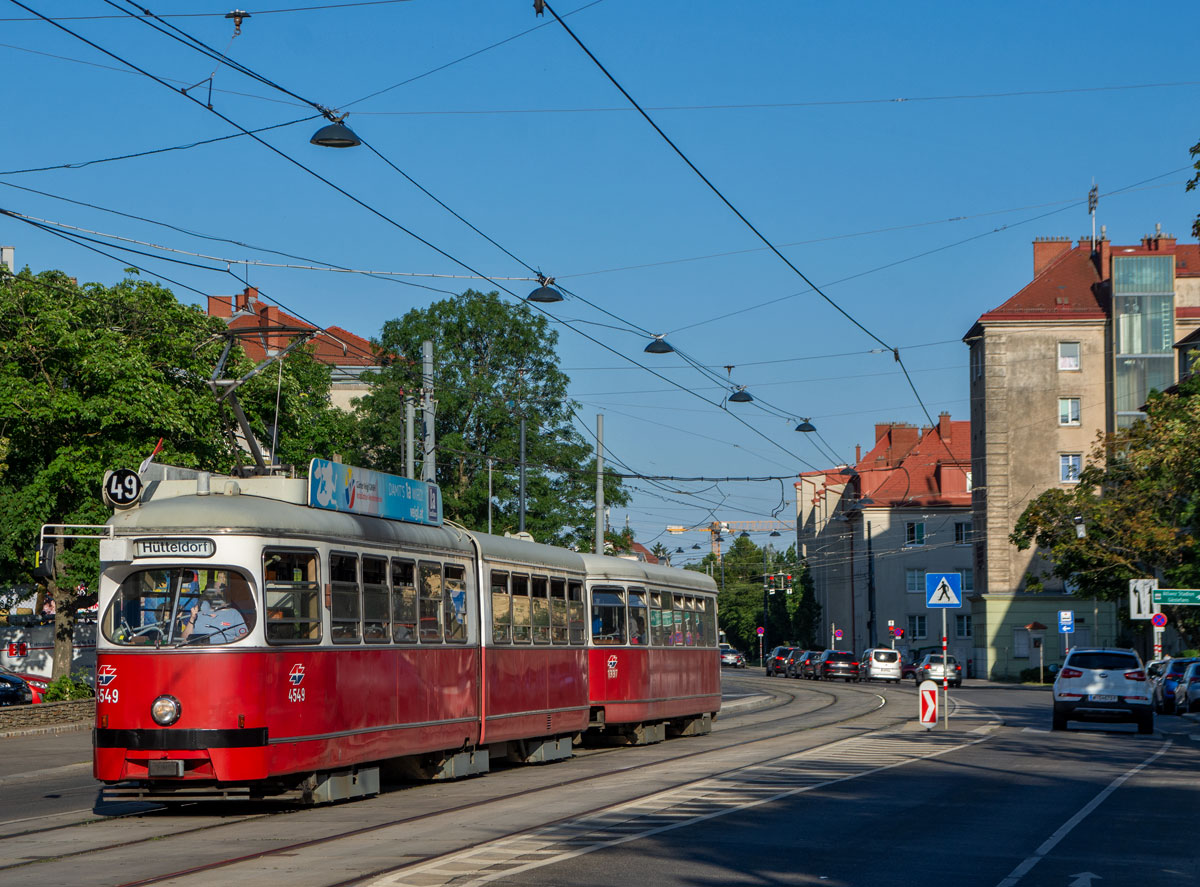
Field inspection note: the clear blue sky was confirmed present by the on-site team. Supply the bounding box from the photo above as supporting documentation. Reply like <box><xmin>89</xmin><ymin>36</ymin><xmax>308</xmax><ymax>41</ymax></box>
<box><xmin>3</xmin><ymin>1</ymin><xmax>1197</xmax><ymax>559</ymax></box>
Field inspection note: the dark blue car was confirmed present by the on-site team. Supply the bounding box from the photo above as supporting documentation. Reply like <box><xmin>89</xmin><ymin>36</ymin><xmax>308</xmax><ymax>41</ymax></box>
<box><xmin>0</xmin><ymin>667</ymin><xmax>35</xmax><ymax>706</ymax></box>
<box><xmin>1153</xmin><ymin>658</ymin><xmax>1198</xmax><ymax>714</ymax></box>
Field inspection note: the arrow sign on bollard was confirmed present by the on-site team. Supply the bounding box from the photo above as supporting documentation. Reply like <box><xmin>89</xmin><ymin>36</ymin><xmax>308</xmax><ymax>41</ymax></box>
<box><xmin>918</xmin><ymin>679</ymin><xmax>938</xmax><ymax>729</ymax></box>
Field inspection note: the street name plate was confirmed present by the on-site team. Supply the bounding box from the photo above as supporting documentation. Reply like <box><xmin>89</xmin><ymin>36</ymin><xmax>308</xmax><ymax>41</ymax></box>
<box><xmin>1152</xmin><ymin>588</ymin><xmax>1200</xmax><ymax>605</ymax></box>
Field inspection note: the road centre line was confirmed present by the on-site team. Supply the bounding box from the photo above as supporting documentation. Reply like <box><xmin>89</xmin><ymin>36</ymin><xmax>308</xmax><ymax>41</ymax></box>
<box><xmin>367</xmin><ymin>728</ymin><xmax>995</xmax><ymax>887</ymax></box>
<box><xmin>994</xmin><ymin>740</ymin><xmax>1173</xmax><ymax>887</ymax></box>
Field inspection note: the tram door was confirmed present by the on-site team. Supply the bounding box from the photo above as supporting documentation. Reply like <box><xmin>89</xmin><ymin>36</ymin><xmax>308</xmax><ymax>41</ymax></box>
<box><xmin>590</xmin><ymin>587</ymin><xmax>626</xmax><ymax>698</ymax></box>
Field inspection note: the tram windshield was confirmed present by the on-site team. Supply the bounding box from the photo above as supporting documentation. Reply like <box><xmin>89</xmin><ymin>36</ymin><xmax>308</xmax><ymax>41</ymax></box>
<box><xmin>104</xmin><ymin>568</ymin><xmax>256</xmax><ymax>647</ymax></box>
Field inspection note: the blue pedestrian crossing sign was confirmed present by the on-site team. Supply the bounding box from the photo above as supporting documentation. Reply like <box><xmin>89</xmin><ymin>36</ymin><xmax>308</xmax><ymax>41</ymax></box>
<box><xmin>925</xmin><ymin>572</ymin><xmax>962</xmax><ymax>608</ymax></box>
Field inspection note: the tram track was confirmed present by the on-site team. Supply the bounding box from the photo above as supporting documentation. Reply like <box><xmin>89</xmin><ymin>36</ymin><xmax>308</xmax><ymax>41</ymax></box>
<box><xmin>0</xmin><ymin>680</ymin><xmax>934</xmax><ymax>885</ymax></box>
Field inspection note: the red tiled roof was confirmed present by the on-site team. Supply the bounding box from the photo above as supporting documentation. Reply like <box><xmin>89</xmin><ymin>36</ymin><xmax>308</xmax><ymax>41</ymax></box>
<box><xmin>1177</xmin><ymin>244</ymin><xmax>1200</xmax><ymax>277</ymax></box>
<box><xmin>978</xmin><ymin>245</ymin><xmax>1106</xmax><ymax>322</ymax></box>
<box><xmin>208</xmin><ymin>289</ymin><xmax>379</xmax><ymax>367</ymax></box>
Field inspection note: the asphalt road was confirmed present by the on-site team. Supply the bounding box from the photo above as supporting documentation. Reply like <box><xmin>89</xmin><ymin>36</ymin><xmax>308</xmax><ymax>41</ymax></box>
<box><xmin>1</xmin><ymin>676</ymin><xmax>1196</xmax><ymax>887</ymax></box>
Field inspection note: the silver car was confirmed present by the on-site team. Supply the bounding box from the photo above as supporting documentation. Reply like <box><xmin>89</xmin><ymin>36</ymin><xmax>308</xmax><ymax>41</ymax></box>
<box><xmin>859</xmin><ymin>648</ymin><xmax>902</xmax><ymax>682</ymax></box>
<box><xmin>913</xmin><ymin>653</ymin><xmax>962</xmax><ymax>687</ymax></box>
<box><xmin>1174</xmin><ymin>662</ymin><xmax>1200</xmax><ymax>714</ymax></box>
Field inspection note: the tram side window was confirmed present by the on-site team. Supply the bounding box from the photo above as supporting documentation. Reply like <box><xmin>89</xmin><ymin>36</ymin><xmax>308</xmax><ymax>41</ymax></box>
<box><xmin>670</xmin><ymin>595</ymin><xmax>684</xmax><ymax>646</ymax></box>
<box><xmin>491</xmin><ymin>571</ymin><xmax>511</xmax><ymax>643</ymax></box>
<box><xmin>330</xmin><ymin>553</ymin><xmax>361</xmax><ymax>643</ymax></box>
<box><xmin>628</xmin><ymin>588</ymin><xmax>647</xmax><ymax>645</ymax></box>
<box><xmin>591</xmin><ymin>588</ymin><xmax>626</xmax><ymax>645</ymax></box>
<box><xmin>362</xmin><ymin>556</ymin><xmax>389</xmax><ymax>643</ymax></box>
<box><xmin>703</xmin><ymin>597</ymin><xmax>716</xmax><ymax>646</ymax></box>
<box><xmin>511</xmin><ymin>574</ymin><xmax>531</xmax><ymax>643</ymax></box>
<box><xmin>391</xmin><ymin>559</ymin><xmax>417</xmax><ymax>643</ymax></box>
<box><xmin>568</xmin><ymin>581</ymin><xmax>585</xmax><ymax>645</ymax></box>
<box><xmin>444</xmin><ymin>564</ymin><xmax>468</xmax><ymax>643</ymax></box>
<box><xmin>419</xmin><ymin>562</ymin><xmax>443</xmax><ymax>642</ymax></box>
<box><xmin>263</xmin><ymin>549</ymin><xmax>321</xmax><ymax>644</ymax></box>
<box><xmin>531</xmin><ymin>576</ymin><xmax>550</xmax><ymax>644</ymax></box>
<box><xmin>684</xmin><ymin>597</ymin><xmax>697</xmax><ymax>646</ymax></box>
<box><xmin>550</xmin><ymin>578</ymin><xmax>568</xmax><ymax>644</ymax></box>
<box><xmin>649</xmin><ymin>592</ymin><xmax>665</xmax><ymax>646</ymax></box>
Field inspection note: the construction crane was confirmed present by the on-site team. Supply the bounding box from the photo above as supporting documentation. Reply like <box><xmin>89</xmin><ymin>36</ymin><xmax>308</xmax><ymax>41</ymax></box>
<box><xmin>666</xmin><ymin>520</ymin><xmax>794</xmax><ymax>560</ymax></box>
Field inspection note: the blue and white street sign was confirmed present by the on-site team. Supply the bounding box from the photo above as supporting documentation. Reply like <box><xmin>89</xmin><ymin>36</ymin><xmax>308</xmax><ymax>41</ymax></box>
<box><xmin>925</xmin><ymin>573</ymin><xmax>962</xmax><ymax>608</ymax></box>
<box><xmin>1058</xmin><ymin>610</ymin><xmax>1074</xmax><ymax>634</ymax></box>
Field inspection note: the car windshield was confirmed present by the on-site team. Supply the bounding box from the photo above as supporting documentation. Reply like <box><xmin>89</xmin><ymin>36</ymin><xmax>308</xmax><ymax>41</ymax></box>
<box><xmin>1166</xmin><ymin>660</ymin><xmax>1195</xmax><ymax>676</ymax></box>
<box><xmin>103</xmin><ymin>567</ymin><xmax>256</xmax><ymax>647</ymax></box>
<box><xmin>1067</xmin><ymin>651</ymin><xmax>1140</xmax><ymax>671</ymax></box>
<box><xmin>927</xmin><ymin>655</ymin><xmax>957</xmax><ymax>665</ymax></box>
<box><xmin>829</xmin><ymin>651</ymin><xmax>856</xmax><ymax>661</ymax></box>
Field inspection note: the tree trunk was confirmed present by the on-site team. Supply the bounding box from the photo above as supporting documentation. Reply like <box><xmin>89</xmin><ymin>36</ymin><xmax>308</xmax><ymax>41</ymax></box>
<box><xmin>50</xmin><ymin>537</ymin><xmax>74</xmax><ymax>681</ymax></box>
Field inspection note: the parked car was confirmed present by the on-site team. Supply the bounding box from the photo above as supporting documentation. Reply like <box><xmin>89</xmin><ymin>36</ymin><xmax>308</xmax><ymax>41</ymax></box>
<box><xmin>720</xmin><ymin>647</ymin><xmax>747</xmax><ymax>668</ymax></box>
<box><xmin>765</xmin><ymin>646</ymin><xmax>794</xmax><ymax>677</ymax></box>
<box><xmin>1152</xmin><ymin>658</ymin><xmax>1198</xmax><ymax>714</ymax></box>
<box><xmin>783</xmin><ymin>649</ymin><xmax>808</xmax><ymax>678</ymax></box>
<box><xmin>791</xmin><ymin>650</ymin><xmax>818</xmax><ymax>679</ymax></box>
<box><xmin>813</xmin><ymin>649</ymin><xmax>860</xmax><ymax>681</ymax></box>
<box><xmin>1052</xmin><ymin>647</ymin><xmax>1153</xmax><ymax>734</ymax></box>
<box><xmin>901</xmin><ymin>657</ymin><xmax>919</xmax><ymax>680</ymax></box>
<box><xmin>1173</xmin><ymin>662</ymin><xmax>1200</xmax><ymax>714</ymax></box>
<box><xmin>859</xmin><ymin>648</ymin><xmax>903</xmax><ymax>682</ymax></box>
<box><xmin>0</xmin><ymin>666</ymin><xmax>41</xmax><ymax>706</ymax></box>
<box><xmin>913</xmin><ymin>654</ymin><xmax>962</xmax><ymax>688</ymax></box>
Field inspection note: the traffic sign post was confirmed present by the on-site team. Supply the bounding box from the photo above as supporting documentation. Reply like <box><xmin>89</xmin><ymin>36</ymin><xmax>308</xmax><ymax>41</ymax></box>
<box><xmin>926</xmin><ymin>573</ymin><xmax>962</xmax><ymax>730</ymax></box>
<box><xmin>1058</xmin><ymin>609</ymin><xmax>1074</xmax><ymax>655</ymax></box>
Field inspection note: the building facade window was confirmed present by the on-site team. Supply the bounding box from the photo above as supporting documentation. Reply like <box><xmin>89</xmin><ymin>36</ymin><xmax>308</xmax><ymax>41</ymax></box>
<box><xmin>906</xmin><ymin>568</ymin><xmax>923</xmax><ymax>593</ymax></box>
<box><xmin>1058</xmin><ymin>341</ymin><xmax>1081</xmax><ymax>371</ymax></box>
<box><xmin>1058</xmin><ymin>397</ymin><xmax>1081</xmax><ymax>426</ymax></box>
<box><xmin>908</xmin><ymin>614</ymin><xmax>927</xmax><ymax>639</ymax></box>
<box><xmin>956</xmin><ymin>614</ymin><xmax>972</xmax><ymax>638</ymax></box>
<box><xmin>954</xmin><ymin>522</ymin><xmax>973</xmax><ymax>545</ymax></box>
<box><xmin>1113</xmin><ymin>255</ymin><xmax>1175</xmax><ymax>429</ymax></box>
<box><xmin>1013</xmin><ymin>627</ymin><xmax>1030</xmax><ymax>659</ymax></box>
<box><xmin>1060</xmin><ymin>454</ymin><xmax>1082</xmax><ymax>483</ymax></box>
<box><xmin>962</xmin><ymin>567</ymin><xmax>973</xmax><ymax>593</ymax></box>
<box><xmin>905</xmin><ymin>522</ymin><xmax>925</xmax><ymax>546</ymax></box>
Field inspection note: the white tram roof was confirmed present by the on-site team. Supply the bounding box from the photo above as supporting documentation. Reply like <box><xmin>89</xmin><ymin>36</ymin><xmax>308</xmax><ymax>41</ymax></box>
<box><xmin>578</xmin><ymin>553</ymin><xmax>717</xmax><ymax>595</ymax></box>
<box><xmin>108</xmin><ymin>471</ymin><xmax>587</xmax><ymax>574</ymax></box>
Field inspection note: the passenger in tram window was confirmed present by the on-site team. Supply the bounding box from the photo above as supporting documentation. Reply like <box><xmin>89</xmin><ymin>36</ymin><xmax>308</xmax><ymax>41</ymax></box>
<box><xmin>630</xmin><ymin>616</ymin><xmax>645</xmax><ymax>645</ymax></box>
<box><xmin>592</xmin><ymin>610</ymin><xmax>603</xmax><ymax>635</ymax></box>
<box><xmin>183</xmin><ymin>582</ymin><xmax>247</xmax><ymax>642</ymax></box>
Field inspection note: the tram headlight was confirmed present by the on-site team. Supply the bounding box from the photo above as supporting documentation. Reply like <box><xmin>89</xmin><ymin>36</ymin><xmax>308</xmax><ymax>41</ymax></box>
<box><xmin>150</xmin><ymin>695</ymin><xmax>182</xmax><ymax>726</ymax></box>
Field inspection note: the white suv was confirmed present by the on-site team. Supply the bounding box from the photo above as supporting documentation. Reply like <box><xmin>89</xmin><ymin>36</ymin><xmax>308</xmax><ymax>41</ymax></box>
<box><xmin>1052</xmin><ymin>647</ymin><xmax>1153</xmax><ymax>734</ymax></box>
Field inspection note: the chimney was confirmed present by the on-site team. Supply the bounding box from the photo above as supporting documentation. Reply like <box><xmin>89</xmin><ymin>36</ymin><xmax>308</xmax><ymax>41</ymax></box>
<box><xmin>207</xmin><ymin>294</ymin><xmax>234</xmax><ymax>318</ymax></box>
<box><xmin>938</xmin><ymin>411</ymin><xmax>952</xmax><ymax>443</ymax></box>
<box><xmin>855</xmin><ymin>444</ymin><xmax>861</xmax><ymax>464</ymax></box>
<box><xmin>244</xmin><ymin>286</ymin><xmax>260</xmax><ymax>310</ymax></box>
<box><xmin>1033</xmin><ymin>236</ymin><xmax>1073</xmax><ymax>277</ymax></box>
<box><xmin>0</xmin><ymin>246</ymin><xmax>13</xmax><ymax>274</ymax></box>
<box><xmin>1141</xmin><ymin>224</ymin><xmax>1177</xmax><ymax>252</ymax></box>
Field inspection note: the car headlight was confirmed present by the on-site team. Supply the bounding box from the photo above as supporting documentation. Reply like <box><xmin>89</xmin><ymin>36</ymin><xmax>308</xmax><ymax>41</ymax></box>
<box><xmin>150</xmin><ymin>695</ymin><xmax>182</xmax><ymax>726</ymax></box>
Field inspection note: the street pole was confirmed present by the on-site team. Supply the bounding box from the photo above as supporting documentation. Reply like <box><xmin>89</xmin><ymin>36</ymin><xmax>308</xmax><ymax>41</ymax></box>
<box><xmin>866</xmin><ymin>520</ymin><xmax>876</xmax><ymax>649</ymax></box>
<box><xmin>518</xmin><ymin>416</ymin><xmax>526</xmax><ymax>533</ymax></box>
<box><xmin>487</xmin><ymin>458</ymin><xmax>493</xmax><ymax>535</ymax></box>
<box><xmin>762</xmin><ymin>549</ymin><xmax>769</xmax><ymax>656</ymax></box>
<box><xmin>404</xmin><ymin>397</ymin><xmax>415</xmax><ymax>480</ymax></box>
<box><xmin>421</xmin><ymin>340</ymin><xmax>435</xmax><ymax>484</ymax></box>
<box><xmin>594</xmin><ymin>414</ymin><xmax>604</xmax><ymax>556</ymax></box>
<box><xmin>942</xmin><ymin>608</ymin><xmax>949</xmax><ymax>730</ymax></box>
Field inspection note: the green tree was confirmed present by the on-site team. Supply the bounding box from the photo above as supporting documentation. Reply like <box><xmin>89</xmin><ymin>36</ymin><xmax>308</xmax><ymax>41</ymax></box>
<box><xmin>355</xmin><ymin>290</ymin><xmax>626</xmax><ymax>546</ymax></box>
<box><xmin>0</xmin><ymin>269</ymin><xmax>355</xmax><ymax>675</ymax></box>
<box><xmin>1011</xmin><ymin>368</ymin><xmax>1200</xmax><ymax>646</ymax></box>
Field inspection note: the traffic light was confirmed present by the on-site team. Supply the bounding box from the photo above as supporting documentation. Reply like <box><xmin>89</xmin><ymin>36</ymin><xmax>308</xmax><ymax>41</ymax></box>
<box><xmin>785</xmin><ymin>574</ymin><xmax>793</xmax><ymax>594</ymax></box>
<box><xmin>888</xmin><ymin>625</ymin><xmax>895</xmax><ymax>636</ymax></box>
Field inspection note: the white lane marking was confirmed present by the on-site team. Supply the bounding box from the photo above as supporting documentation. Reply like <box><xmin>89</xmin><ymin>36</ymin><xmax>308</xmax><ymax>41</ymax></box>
<box><xmin>368</xmin><ymin>729</ymin><xmax>994</xmax><ymax>887</ymax></box>
<box><xmin>994</xmin><ymin>741</ymin><xmax>1172</xmax><ymax>887</ymax></box>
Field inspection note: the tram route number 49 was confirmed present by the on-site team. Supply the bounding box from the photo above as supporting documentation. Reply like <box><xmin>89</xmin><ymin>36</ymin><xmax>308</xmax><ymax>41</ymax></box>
<box><xmin>104</xmin><ymin>468</ymin><xmax>143</xmax><ymax>508</ymax></box>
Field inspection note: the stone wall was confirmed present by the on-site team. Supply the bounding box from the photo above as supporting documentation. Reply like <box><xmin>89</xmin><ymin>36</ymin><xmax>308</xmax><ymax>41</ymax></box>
<box><xmin>0</xmin><ymin>699</ymin><xmax>94</xmax><ymax>732</ymax></box>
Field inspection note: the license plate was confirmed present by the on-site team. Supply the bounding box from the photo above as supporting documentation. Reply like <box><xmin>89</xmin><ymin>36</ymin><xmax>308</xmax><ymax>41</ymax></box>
<box><xmin>1088</xmin><ymin>694</ymin><xmax>1117</xmax><ymax>703</ymax></box>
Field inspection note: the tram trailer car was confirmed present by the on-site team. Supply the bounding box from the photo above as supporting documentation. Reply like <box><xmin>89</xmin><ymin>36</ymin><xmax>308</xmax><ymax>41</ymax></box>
<box><xmin>581</xmin><ymin>554</ymin><xmax>720</xmax><ymax>744</ymax></box>
<box><xmin>89</xmin><ymin>470</ymin><xmax>717</xmax><ymax>804</ymax></box>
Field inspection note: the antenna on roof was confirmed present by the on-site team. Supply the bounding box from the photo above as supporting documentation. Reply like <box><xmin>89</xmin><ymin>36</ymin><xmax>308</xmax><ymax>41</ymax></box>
<box><xmin>1088</xmin><ymin>180</ymin><xmax>1099</xmax><ymax>254</ymax></box>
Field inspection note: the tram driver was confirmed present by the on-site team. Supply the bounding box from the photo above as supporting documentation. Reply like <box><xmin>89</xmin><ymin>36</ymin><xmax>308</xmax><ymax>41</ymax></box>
<box><xmin>182</xmin><ymin>578</ymin><xmax>248</xmax><ymax>642</ymax></box>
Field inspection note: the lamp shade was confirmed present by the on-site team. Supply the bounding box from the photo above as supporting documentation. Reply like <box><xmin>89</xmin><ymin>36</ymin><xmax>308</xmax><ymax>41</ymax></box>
<box><xmin>310</xmin><ymin>121</ymin><xmax>361</xmax><ymax>148</ymax></box>
<box><xmin>527</xmin><ymin>284</ymin><xmax>564</xmax><ymax>303</ymax></box>
<box><xmin>729</xmin><ymin>389</ymin><xmax>753</xmax><ymax>403</ymax></box>
<box><xmin>644</xmin><ymin>336</ymin><xmax>674</xmax><ymax>354</ymax></box>
<box><xmin>794</xmin><ymin>419</ymin><xmax>815</xmax><ymax>432</ymax></box>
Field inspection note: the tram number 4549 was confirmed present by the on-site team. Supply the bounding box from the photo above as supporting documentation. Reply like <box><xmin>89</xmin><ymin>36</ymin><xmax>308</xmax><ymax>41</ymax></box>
<box><xmin>288</xmin><ymin>688</ymin><xmax>305</xmax><ymax>702</ymax></box>
<box><xmin>99</xmin><ymin>688</ymin><xmax>119</xmax><ymax>704</ymax></box>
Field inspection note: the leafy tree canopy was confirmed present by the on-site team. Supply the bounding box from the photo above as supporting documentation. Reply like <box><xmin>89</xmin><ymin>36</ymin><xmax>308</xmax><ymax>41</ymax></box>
<box><xmin>0</xmin><ymin>269</ymin><xmax>356</xmax><ymax>674</ymax></box>
<box><xmin>354</xmin><ymin>290</ymin><xmax>626</xmax><ymax>547</ymax></box>
<box><xmin>1011</xmin><ymin>367</ymin><xmax>1200</xmax><ymax>645</ymax></box>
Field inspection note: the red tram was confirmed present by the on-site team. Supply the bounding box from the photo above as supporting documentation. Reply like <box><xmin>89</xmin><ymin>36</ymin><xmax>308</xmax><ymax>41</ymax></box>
<box><xmin>81</xmin><ymin>463</ymin><xmax>719</xmax><ymax>803</ymax></box>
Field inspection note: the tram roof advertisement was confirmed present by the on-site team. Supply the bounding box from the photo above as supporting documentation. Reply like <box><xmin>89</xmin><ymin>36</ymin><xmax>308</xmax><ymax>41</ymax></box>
<box><xmin>307</xmin><ymin>458</ymin><xmax>442</xmax><ymax>527</ymax></box>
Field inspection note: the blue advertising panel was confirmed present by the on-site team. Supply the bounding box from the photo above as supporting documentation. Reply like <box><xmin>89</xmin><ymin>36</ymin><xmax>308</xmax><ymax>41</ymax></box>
<box><xmin>308</xmin><ymin>458</ymin><xmax>442</xmax><ymax>527</ymax></box>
